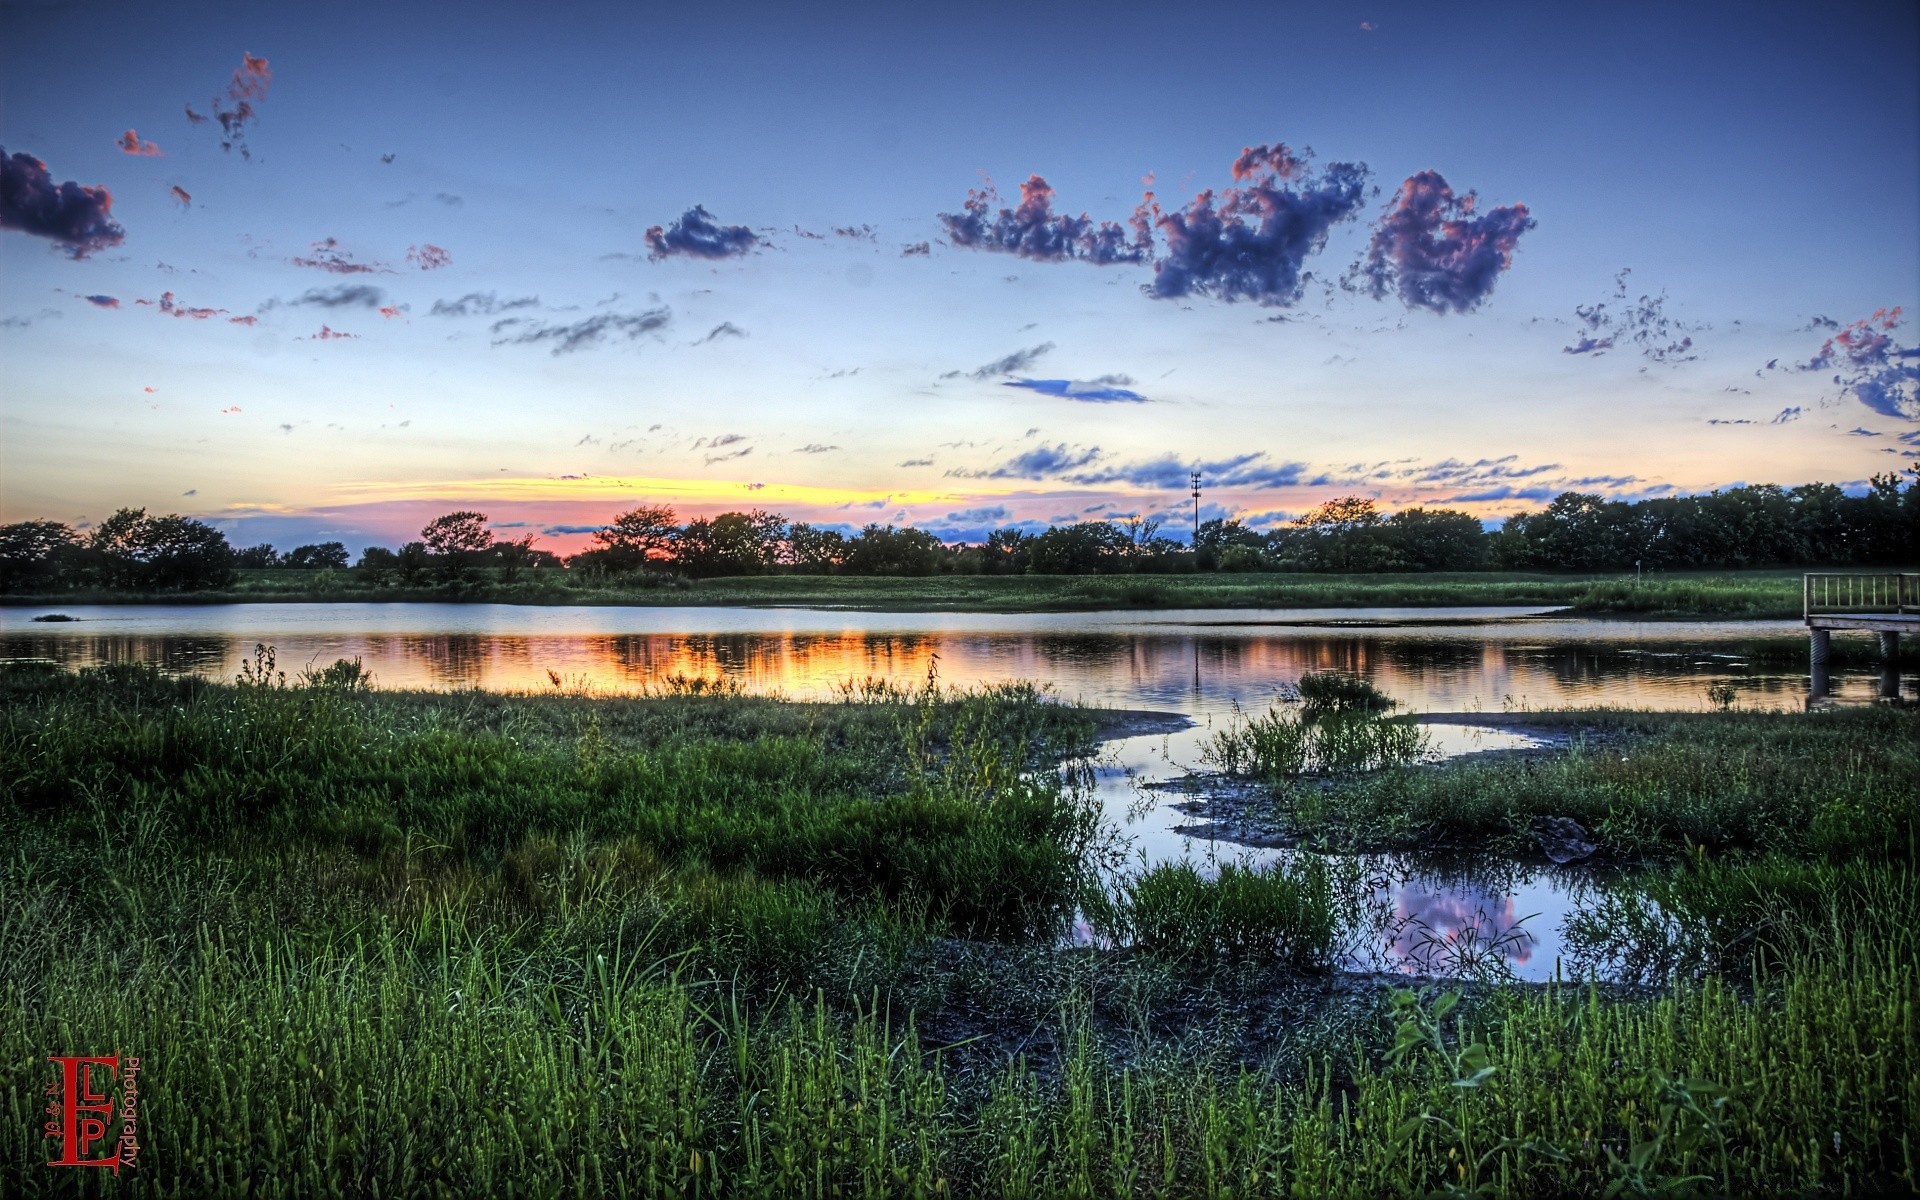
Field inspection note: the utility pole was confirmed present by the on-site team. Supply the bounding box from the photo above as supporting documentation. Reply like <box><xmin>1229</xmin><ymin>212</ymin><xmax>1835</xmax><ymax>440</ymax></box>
<box><xmin>1190</xmin><ymin>471</ymin><xmax>1202</xmax><ymax>546</ymax></box>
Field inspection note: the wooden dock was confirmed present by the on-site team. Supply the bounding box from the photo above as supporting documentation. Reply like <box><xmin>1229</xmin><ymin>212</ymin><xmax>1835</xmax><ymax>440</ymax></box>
<box><xmin>1805</xmin><ymin>572</ymin><xmax>1917</xmax><ymax>699</ymax></box>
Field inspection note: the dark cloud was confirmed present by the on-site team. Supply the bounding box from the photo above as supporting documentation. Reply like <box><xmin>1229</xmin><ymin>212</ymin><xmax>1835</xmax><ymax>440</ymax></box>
<box><xmin>84</xmin><ymin>294</ymin><xmax>118</xmax><ymax>308</ymax></box>
<box><xmin>489</xmin><ymin>308</ymin><xmax>671</xmax><ymax>356</ymax></box>
<box><xmin>407</xmin><ymin>243</ymin><xmax>451</xmax><ymax>270</ymax></box>
<box><xmin>543</xmin><ymin>524</ymin><xmax>604</xmax><ymax>535</ymax></box>
<box><xmin>292</xmin><ymin>237</ymin><xmax>387</xmax><ymax>274</ymax></box>
<box><xmin>945</xmin><ymin>342</ymin><xmax>1055</xmax><ymax>381</ymax></box>
<box><xmin>833</xmin><ymin>225</ymin><xmax>875</xmax><ymax>240</ymax></box>
<box><xmin>644</xmin><ymin>205</ymin><xmax>760</xmax><ymax>261</ymax></box>
<box><xmin>1068</xmin><ymin>452</ymin><xmax>1308</xmax><ymax>490</ymax></box>
<box><xmin>1356</xmin><ymin>170</ymin><xmax>1535</xmax><ymax>313</ymax></box>
<box><xmin>946</xmin><ymin>505</ymin><xmax>1011</xmax><ymax>523</ymax></box>
<box><xmin>900</xmin><ymin>241</ymin><xmax>930</xmax><ymax>257</ymax></box>
<box><xmin>116</xmin><ymin>130</ymin><xmax>162</xmax><ymax>157</ymax></box>
<box><xmin>898</xmin><ymin>457</ymin><xmax>934</xmax><ymax>467</ymax></box>
<box><xmin>380</xmin><ymin>153</ymin><xmax>396</xmax><ymax>164</ymax></box>
<box><xmin>0</xmin><ymin>149</ymin><xmax>127</xmax><ymax>258</ymax></box>
<box><xmin>947</xmin><ymin>443</ymin><xmax>1102</xmax><ymax>480</ymax></box>
<box><xmin>1804</xmin><ymin>315</ymin><xmax>1840</xmax><ymax>331</ymax></box>
<box><xmin>282</xmin><ymin>284</ymin><xmax>385</xmax><ymax>310</ymax></box>
<box><xmin>430</xmin><ymin>292</ymin><xmax>538</xmax><ymax>317</ymax></box>
<box><xmin>794</xmin><ymin>443</ymin><xmax>840</xmax><ymax>454</ymax></box>
<box><xmin>1147</xmin><ymin>147</ymin><xmax>1370</xmax><ymax>306</ymax></box>
<box><xmin>169</xmin><ymin>185</ymin><xmax>191</xmax><ymax>208</ymax></box>
<box><xmin>1002</xmin><ymin>378</ymin><xmax>1148</xmax><ymax>403</ymax></box>
<box><xmin>705</xmin><ymin>447</ymin><xmax>752</xmax><ymax>466</ymax></box>
<box><xmin>434</xmin><ymin>193</ymin><xmax>462</xmax><ymax>207</ymax></box>
<box><xmin>695</xmin><ymin>433</ymin><xmax>748</xmax><ymax>450</ymax></box>
<box><xmin>1563</xmin><ymin>271</ymin><xmax>1700</xmax><ymax>363</ymax></box>
<box><xmin>939</xmin><ymin>175</ymin><xmax>1150</xmax><ymax>265</ymax></box>
<box><xmin>198</xmin><ymin>51</ymin><xmax>272</xmax><ymax>159</ymax></box>
<box><xmin>694</xmin><ymin>322</ymin><xmax>747</xmax><ymax>344</ymax></box>
<box><xmin>1849</xmin><ymin>428</ymin><xmax>1883</xmax><ymax>437</ymax></box>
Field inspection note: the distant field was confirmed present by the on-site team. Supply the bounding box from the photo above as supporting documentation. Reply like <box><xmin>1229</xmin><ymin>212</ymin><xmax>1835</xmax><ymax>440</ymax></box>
<box><xmin>2</xmin><ymin>567</ymin><xmax>1829</xmax><ymax>618</ymax></box>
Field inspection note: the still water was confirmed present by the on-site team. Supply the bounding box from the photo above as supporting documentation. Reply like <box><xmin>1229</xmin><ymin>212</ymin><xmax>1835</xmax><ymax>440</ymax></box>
<box><xmin>4</xmin><ymin>603</ymin><xmax>1900</xmax><ymax>982</ymax></box>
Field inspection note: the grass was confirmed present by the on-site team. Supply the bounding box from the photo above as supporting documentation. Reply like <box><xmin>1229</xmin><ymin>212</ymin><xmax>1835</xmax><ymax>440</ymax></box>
<box><xmin>1219</xmin><ymin>706</ymin><xmax>1920</xmax><ymax>860</ymax></box>
<box><xmin>1</xmin><ymin>660</ymin><xmax>1916</xmax><ymax>1195</ymax></box>
<box><xmin>1</xmin><ymin>566</ymin><xmax>1826</xmax><ymax>617</ymax></box>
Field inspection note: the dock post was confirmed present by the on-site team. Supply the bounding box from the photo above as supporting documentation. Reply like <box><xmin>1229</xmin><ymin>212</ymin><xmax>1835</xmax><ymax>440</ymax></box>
<box><xmin>1878</xmin><ymin>631</ymin><xmax>1900</xmax><ymax>662</ymax></box>
<box><xmin>1809</xmin><ymin>628</ymin><xmax>1832</xmax><ymax>704</ymax></box>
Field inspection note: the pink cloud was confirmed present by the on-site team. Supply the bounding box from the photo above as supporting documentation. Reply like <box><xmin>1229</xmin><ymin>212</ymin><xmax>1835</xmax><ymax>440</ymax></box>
<box><xmin>116</xmin><ymin>129</ymin><xmax>162</xmax><ymax>157</ymax></box>
<box><xmin>406</xmin><ymin>243</ymin><xmax>452</xmax><ymax>270</ymax></box>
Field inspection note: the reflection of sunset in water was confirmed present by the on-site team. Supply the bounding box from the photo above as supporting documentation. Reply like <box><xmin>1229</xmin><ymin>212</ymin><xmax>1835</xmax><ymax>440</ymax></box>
<box><xmin>1388</xmin><ymin>886</ymin><xmax>1533</xmax><ymax>973</ymax></box>
<box><xmin>0</xmin><ymin>603</ymin><xmax>1892</xmax><ymax>713</ymax></box>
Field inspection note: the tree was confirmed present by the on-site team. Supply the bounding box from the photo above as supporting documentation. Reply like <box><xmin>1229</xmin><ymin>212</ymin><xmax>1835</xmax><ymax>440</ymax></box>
<box><xmin>842</xmin><ymin>524</ymin><xmax>944</xmax><ymax>576</ymax></box>
<box><xmin>234</xmin><ymin>544</ymin><xmax>280</xmax><ymax>569</ymax></box>
<box><xmin>83</xmin><ymin>508</ymin><xmax>235</xmax><ymax>590</ymax></box>
<box><xmin>1025</xmin><ymin>522</ymin><xmax>1131</xmax><ymax>574</ymax></box>
<box><xmin>420</xmin><ymin>512</ymin><xmax>494</xmax><ymax>582</ymax></box>
<box><xmin>493</xmin><ymin>533</ymin><xmax>542</xmax><ymax>583</ymax></box>
<box><xmin>673</xmin><ymin>510</ymin><xmax>786</xmax><ymax>577</ymax></box>
<box><xmin>0</xmin><ymin>520</ymin><xmax>83</xmax><ymax>592</ymax></box>
<box><xmin>1382</xmin><ymin>507</ymin><xmax>1489</xmax><ymax>571</ymax></box>
<box><xmin>356</xmin><ymin>545</ymin><xmax>398</xmax><ymax>582</ymax></box>
<box><xmin>396</xmin><ymin>541</ymin><xmax>432</xmax><ymax>585</ymax></box>
<box><xmin>787</xmin><ymin>523</ymin><xmax>849</xmax><ymax>572</ymax></box>
<box><xmin>284</xmin><ymin>542</ymin><xmax>350</xmax><ymax>570</ymax></box>
<box><xmin>591</xmin><ymin>505</ymin><xmax>679</xmax><ymax>572</ymax></box>
<box><xmin>1288</xmin><ymin>497</ymin><xmax>1398</xmax><ymax>571</ymax></box>
<box><xmin>982</xmin><ymin>528</ymin><xmax>1029</xmax><ymax>575</ymax></box>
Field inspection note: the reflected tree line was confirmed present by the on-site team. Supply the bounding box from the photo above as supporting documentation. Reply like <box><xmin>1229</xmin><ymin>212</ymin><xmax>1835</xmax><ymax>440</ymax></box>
<box><xmin>3</xmin><ymin>473</ymin><xmax>1914</xmax><ymax>594</ymax></box>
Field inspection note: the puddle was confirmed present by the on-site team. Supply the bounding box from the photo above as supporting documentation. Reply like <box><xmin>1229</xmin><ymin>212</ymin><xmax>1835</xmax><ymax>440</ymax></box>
<box><xmin>1072</xmin><ymin>721</ymin><xmax>1611</xmax><ymax>983</ymax></box>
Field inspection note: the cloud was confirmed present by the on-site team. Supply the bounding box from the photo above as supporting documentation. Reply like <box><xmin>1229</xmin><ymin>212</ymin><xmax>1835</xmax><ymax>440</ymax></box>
<box><xmin>946</xmin><ymin>505</ymin><xmax>1011</xmax><ymax>523</ymax></box>
<box><xmin>1849</xmin><ymin>427</ymin><xmax>1883</xmax><ymax>437</ymax></box>
<box><xmin>1771</xmin><ymin>406</ymin><xmax>1802</xmax><ymax>424</ymax></box>
<box><xmin>169</xmin><ymin>185</ymin><xmax>191</xmax><ymax>208</ymax></box>
<box><xmin>946</xmin><ymin>342</ymin><xmax>1055</xmax><ymax>380</ymax></box>
<box><xmin>407</xmin><ymin>243</ymin><xmax>451</xmax><ymax>270</ymax></box>
<box><xmin>84</xmin><ymin>294</ymin><xmax>118</xmax><ymax>309</ymax></box>
<box><xmin>644</xmin><ymin>205</ymin><xmax>760</xmax><ymax>260</ymax></box>
<box><xmin>1146</xmin><ymin>146</ymin><xmax>1370</xmax><ymax>306</ymax></box>
<box><xmin>303</xmin><ymin>325</ymin><xmax>358</xmax><ymax>341</ymax></box>
<box><xmin>136</xmin><ymin>291</ymin><xmax>225</xmax><ymax>319</ymax></box>
<box><xmin>488</xmin><ymin>308</ymin><xmax>671</xmax><ymax>356</ymax></box>
<box><xmin>1003</xmin><ymin>378</ymin><xmax>1149</xmax><ymax>403</ymax></box>
<box><xmin>1356</xmin><ymin>170</ymin><xmax>1534</xmax><ymax>313</ymax></box>
<box><xmin>379</xmin><ymin>305</ymin><xmax>405</xmax><ymax>319</ymax></box>
<box><xmin>229</xmin><ymin>314</ymin><xmax>257</xmax><ymax>326</ymax></box>
<box><xmin>833</xmin><ymin>224</ymin><xmax>876</xmax><ymax>240</ymax></box>
<box><xmin>292</xmin><ymin>237</ymin><xmax>387</xmax><ymax>274</ymax></box>
<box><xmin>900</xmin><ymin>241</ymin><xmax>931</xmax><ymax>257</ymax></box>
<box><xmin>947</xmin><ymin>442</ymin><xmax>1103</xmax><ymax>480</ymax></box>
<box><xmin>1564</xmin><ymin>271</ymin><xmax>1700</xmax><ymax>363</ymax></box>
<box><xmin>938</xmin><ymin>174</ymin><xmax>1151</xmax><ymax>265</ymax></box>
<box><xmin>898</xmin><ymin>457</ymin><xmax>934</xmax><ymax>467</ymax></box>
<box><xmin>794</xmin><ymin>443</ymin><xmax>840</xmax><ymax>454</ymax></box>
<box><xmin>115</xmin><ymin>130</ymin><xmax>162</xmax><ymax>157</ymax></box>
<box><xmin>285</xmin><ymin>284</ymin><xmax>386</xmax><ymax>309</ymax></box>
<box><xmin>200</xmin><ymin>51</ymin><xmax>272</xmax><ymax>159</ymax></box>
<box><xmin>694</xmin><ymin>321</ymin><xmax>747</xmax><ymax>344</ymax></box>
<box><xmin>430</xmin><ymin>292</ymin><xmax>538</xmax><ymax>317</ymax></box>
<box><xmin>1068</xmin><ymin>452</ymin><xmax>1308</xmax><ymax>490</ymax></box>
<box><xmin>0</xmin><ymin>149</ymin><xmax>127</xmax><ymax>258</ymax></box>
<box><xmin>704</xmin><ymin>447</ymin><xmax>752</xmax><ymax>466</ymax></box>
<box><xmin>1789</xmin><ymin>308</ymin><xmax>1919</xmax><ymax>421</ymax></box>
<box><xmin>695</xmin><ymin>433</ymin><xmax>748</xmax><ymax>450</ymax></box>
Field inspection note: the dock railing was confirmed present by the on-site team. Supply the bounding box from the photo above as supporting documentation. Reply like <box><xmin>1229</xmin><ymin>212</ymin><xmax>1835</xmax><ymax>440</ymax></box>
<box><xmin>1803</xmin><ymin>572</ymin><xmax>1919</xmax><ymax>619</ymax></box>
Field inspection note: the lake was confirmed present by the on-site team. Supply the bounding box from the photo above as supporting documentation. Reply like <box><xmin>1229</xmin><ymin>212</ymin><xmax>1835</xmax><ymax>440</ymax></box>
<box><xmin>5</xmin><ymin>602</ymin><xmax>1903</xmax><ymax>982</ymax></box>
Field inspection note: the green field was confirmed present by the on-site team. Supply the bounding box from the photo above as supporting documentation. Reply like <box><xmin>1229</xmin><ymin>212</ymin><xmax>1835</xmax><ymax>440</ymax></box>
<box><xmin>1</xmin><ymin>660</ymin><xmax>1914</xmax><ymax>1196</ymax></box>
<box><xmin>5</xmin><ymin>566</ymin><xmax>1823</xmax><ymax>618</ymax></box>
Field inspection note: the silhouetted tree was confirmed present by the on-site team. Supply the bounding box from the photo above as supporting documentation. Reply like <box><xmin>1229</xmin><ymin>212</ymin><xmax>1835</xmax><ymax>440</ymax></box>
<box><xmin>842</xmin><ymin>524</ymin><xmax>943</xmax><ymax>576</ymax></box>
<box><xmin>588</xmin><ymin>505</ymin><xmax>679</xmax><ymax>572</ymax></box>
<box><xmin>0</xmin><ymin>520</ymin><xmax>83</xmax><ymax>592</ymax></box>
<box><xmin>787</xmin><ymin>523</ymin><xmax>849</xmax><ymax>572</ymax></box>
<box><xmin>420</xmin><ymin>512</ymin><xmax>494</xmax><ymax>582</ymax></box>
<box><xmin>284</xmin><ymin>542</ymin><xmax>350</xmax><ymax>569</ymax></box>
<box><xmin>234</xmin><ymin>544</ymin><xmax>280</xmax><ymax>569</ymax></box>
<box><xmin>673</xmin><ymin>510</ymin><xmax>786</xmax><ymax>577</ymax></box>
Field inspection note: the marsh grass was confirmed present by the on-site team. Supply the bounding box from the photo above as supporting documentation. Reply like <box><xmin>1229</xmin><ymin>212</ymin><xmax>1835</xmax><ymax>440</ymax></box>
<box><xmin>1202</xmin><ymin>676</ymin><xmax>1431</xmax><ymax>781</ymax></box>
<box><xmin>2</xmin><ymin>661</ymin><xmax>1916</xmax><ymax>1196</ymax></box>
<box><xmin>1277</xmin><ymin>707</ymin><xmax>1920</xmax><ymax>858</ymax></box>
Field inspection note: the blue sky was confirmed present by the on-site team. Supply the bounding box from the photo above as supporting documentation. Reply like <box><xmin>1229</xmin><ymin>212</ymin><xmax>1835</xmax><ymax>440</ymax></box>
<box><xmin>3</xmin><ymin>0</ymin><xmax>1916</xmax><ymax>551</ymax></box>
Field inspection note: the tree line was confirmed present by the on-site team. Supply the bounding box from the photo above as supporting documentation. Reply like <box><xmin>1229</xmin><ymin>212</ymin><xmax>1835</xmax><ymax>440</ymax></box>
<box><xmin>2</xmin><ymin>473</ymin><xmax>1914</xmax><ymax>594</ymax></box>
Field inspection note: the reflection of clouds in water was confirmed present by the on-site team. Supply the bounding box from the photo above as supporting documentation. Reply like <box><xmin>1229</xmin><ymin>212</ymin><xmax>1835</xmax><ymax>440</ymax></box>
<box><xmin>1388</xmin><ymin>885</ymin><xmax>1533</xmax><ymax>972</ymax></box>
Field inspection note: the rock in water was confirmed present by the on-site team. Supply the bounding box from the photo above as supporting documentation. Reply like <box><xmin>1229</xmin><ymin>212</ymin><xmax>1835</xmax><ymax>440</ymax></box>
<box><xmin>1531</xmin><ymin>815</ymin><xmax>1596</xmax><ymax>864</ymax></box>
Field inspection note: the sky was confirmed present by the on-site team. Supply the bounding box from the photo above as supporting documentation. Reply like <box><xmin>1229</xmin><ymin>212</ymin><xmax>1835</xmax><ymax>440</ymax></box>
<box><xmin>3</xmin><ymin>0</ymin><xmax>1917</xmax><ymax>553</ymax></box>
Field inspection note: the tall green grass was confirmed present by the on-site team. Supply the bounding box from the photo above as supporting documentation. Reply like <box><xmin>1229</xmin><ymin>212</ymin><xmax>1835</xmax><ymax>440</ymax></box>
<box><xmin>2</xmin><ymin>661</ymin><xmax>1915</xmax><ymax>1196</ymax></box>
